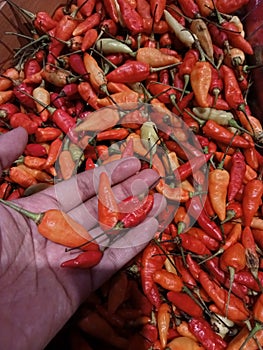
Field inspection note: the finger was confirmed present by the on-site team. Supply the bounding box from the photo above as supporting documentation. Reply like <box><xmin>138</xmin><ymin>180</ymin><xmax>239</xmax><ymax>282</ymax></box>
<box><xmin>23</xmin><ymin>157</ymin><xmax>142</xmax><ymax>212</ymax></box>
<box><xmin>68</xmin><ymin>169</ymin><xmax>161</xmax><ymax>230</ymax></box>
<box><xmin>0</xmin><ymin>127</ymin><xmax>28</xmax><ymax>172</ymax></box>
<box><xmin>89</xmin><ymin>217</ymin><xmax>159</xmax><ymax>292</ymax></box>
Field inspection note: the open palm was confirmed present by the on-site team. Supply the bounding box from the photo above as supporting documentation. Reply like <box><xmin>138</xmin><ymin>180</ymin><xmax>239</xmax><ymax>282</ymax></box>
<box><xmin>0</xmin><ymin>127</ymin><xmax>164</xmax><ymax>350</ymax></box>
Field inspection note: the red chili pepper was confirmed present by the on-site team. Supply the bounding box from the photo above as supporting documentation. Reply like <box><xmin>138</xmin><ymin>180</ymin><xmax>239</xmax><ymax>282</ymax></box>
<box><xmin>13</xmin><ymin>83</ymin><xmax>36</xmax><ymax>110</ymax></box>
<box><xmin>185</xmin><ymin>195</ymin><xmax>223</xmax><ymax>241</ymax></box>
<box><xmin>61</xmin><ymin>249</ymin><xmax>103</xmax><ymax>269</ymax></box>
<box><xmin>33</xmin><ymin>11</ymin><xmax>58</xmax><ymax>32</ymax></box>
<box><xmin>78</xmin><ymin>81</ymin><xmax>101</xmax><ymax>110</ymax></box>
<box><xmin>220</xmin><ymin>242</ymin><xmax>246</xmax><ymax>276</ymax></box>
<box><xmin>51</xmin><ymin>108</ymin><xmax>76</xmax><ymax>135</ymax></box>
<box><xmin>174</xmin><ymin>256</ymin><xmax>197</xmax><ymax>289</ymax></box>
<box><xmin>220</xmin><ymin>64</ymin><xmax>245</xmax><ymax>111</ymax></box>
<box><xmin>24</xmin><ymin>58</ymin><xmax>42</xmax><ymax>81</ymax></box>
<box><xmin>0</xmin><ymin>182</ymin><xmax>12</xmax><ymax>200</ymax></box>
<box><xmin>47</xmin><ymin>14</ymin><xmax>78</xmax><ymax>63</ymax></box>
<box><xmin>202</xmin><ymin>120</ymin><xmax>251</xmax><ymax>148</ymax></box>
<box><xmin>214</xmin><ymin>0</ymin><xmax>249</xmax><ymax>13</ymax></box>
<box><xmin>242</xmin><ymin>177</ymin><xmax>263</xmax><ymax>227</ymax></box>
<box><xmin>141</xmin><ymin>241</ymin><xmax>166</xmax><ymax>309</ymax></box>
<box><xmin>9</xmin><ymin>112</ymin><xmax>38</xmax><ymax>135</ymax></box>
<box><xmin>179</xmin><ymin>232</ymin><xmax>211</xmax><ymax>255</ymax></box>
<box><xmin>222</xmin><ymin>21</ymin><xmax>253</xmax><ymax>55</ymax></box>
<box><xmin>146</xmin><ymin>81</ymin><xmax>178</xmax><ymax>104</ymax></box>
<box><xmin>118</xmin><ymin>194</ymin><xmax>154</xmax><ymax>229</ymax></box>
<box><xmin>188</xmin><ymin>317</ymin><xmax>228</xmax><ymax>350</ymax></box>
<box><xmin>167</xmin><ymin>291</ymin><xmax>204</xmax><ymax>318</ymax></box>
<box><xmin>150</xmin><ymin>0</ymin><xmax>166</xmax><ymax>23</ymax></box>
<box><xmin>106</xmin><ymin>61</ymin><xmax>151</xmax><ymax>84</ymax></box>
<box><xmin>77</xmin><ymin>0</ymin><xmax>96</xmax><ymax>17</ymax></box>
<box><xmin>102</xmin><ymin>0</ymin><xmax>119</xmax><ymax>22</ymax></box>
<box><xmin>199</xmin><ymin>270</ymin><xmax>250</xmax><ymax>322</ymax></box>
<box><xmin>81</xmin><ymin>28</ymin><xmax>98</xmax><ymax>52</ymax></box>
<box><xmin>44</xmin><ymin>137</ymin><xmax>63</xmax><ymax>169</ymax></box>
<box><xmin>173</xmin><ymin>153</ymin><xmax>212</xmax><ymax>183</ymax></box>
<box><xmin>178</xmin><ymin>49</ymin><xmax>199</xmax><ymax>93</ymax></box>
<box><xmin>186</xmin><ymin>227</ymin><xmax>219</xmax><ymax>251</ymax></box>
<box><xmin>227</xmin><ymin>150</ymin><xmax>246</xmax><ymax>202</ymax></box>
<box><xmin>0</xmin><ymin>102</ymin><xmax>19</xmax><ymax>120</ymax></box>
<box><xmin>117</xmin><ymin>0</ymin><xmax>144</xmax><ymax>34</ymax></box>
<box><xmin>72</xmin><ymin>12</ymin><xmax>101</xmax><ymax>36</ymax></box>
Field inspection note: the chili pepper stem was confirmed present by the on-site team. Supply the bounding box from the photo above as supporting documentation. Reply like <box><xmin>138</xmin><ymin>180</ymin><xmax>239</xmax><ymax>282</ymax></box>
<box><xmin>0</xmin><ymin>198</ymin><xmax>43</xmax><ymax>223</ymax></box>
<box><xmin>5</xmin><ymin>0</ymin><xmax>36</xmax><ymax>21</ymax></box>
<box><xmin>199</xmin><ymin>248</ymin><xmax>224</xmax><ymax>265</ymax></box>
<box><xmin>240</xmin><ymin>322</ymin><xmax>263</xmax><ymax>350</ymax></box>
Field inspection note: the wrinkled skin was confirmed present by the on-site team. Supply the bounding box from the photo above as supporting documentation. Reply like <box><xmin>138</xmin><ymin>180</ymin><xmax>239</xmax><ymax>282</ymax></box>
<box><xmin>0</xmin><ymin>127</ymin><xmax>164</xmax><ymax>350</ymax></box>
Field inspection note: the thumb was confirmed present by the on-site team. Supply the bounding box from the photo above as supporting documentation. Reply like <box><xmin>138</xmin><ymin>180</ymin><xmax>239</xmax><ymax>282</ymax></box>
<box><xmin>0</xmin><ymin>127</ymin><xmax>28</xmax><ymax>172</ymax></box>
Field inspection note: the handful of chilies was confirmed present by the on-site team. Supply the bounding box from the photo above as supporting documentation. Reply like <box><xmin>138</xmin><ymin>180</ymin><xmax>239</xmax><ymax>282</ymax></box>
<box><xmin>2</xmin><ymin>0</ymin><xmax>263</xmax><ymax>348</ymax></box>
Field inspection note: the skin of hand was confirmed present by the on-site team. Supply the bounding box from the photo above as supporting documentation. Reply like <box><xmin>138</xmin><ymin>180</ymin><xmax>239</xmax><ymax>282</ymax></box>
<box><xmin>0</xmin><ymin>127</ymin><xmax>165</xmax><ymax>350</ymax></box>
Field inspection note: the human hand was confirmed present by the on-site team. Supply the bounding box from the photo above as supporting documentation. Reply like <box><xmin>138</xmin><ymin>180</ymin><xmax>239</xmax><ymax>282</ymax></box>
<box><xmin>0</xmin><ymin>128</ymin><xmax>165</xmax><ymax>350</ymax></box>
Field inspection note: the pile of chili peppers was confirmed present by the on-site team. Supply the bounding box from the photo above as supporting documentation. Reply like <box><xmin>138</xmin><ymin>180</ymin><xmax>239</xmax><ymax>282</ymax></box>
<box><xmin>1</xmin><ymin>0</ymin><xmax>263</xmax><ymax>348</ymax></box>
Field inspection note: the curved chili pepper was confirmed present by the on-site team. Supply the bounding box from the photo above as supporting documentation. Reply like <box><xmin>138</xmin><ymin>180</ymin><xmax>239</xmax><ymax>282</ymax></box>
<box><xmin>199</xmin><ymin>270</ymin><xmax>250</xmax><ymax>323</ymax></box>
<box><xmin>222</xmin><ymin>21</ymin><xmax>254</xmax><ymax>55</ymax></box>
<box><xmin>173</xmin><ymin>153</ymin><xmax>212</xmax><ymax>183</ymax></box>
<box><xmin>117</xmin><ymin>0</ymin><xmax>144</xmax><ymax>34</ymax></box>
<box><xmin>176</xmin><ymin>0</ymin><xmax>199</xmax><ymax>18</ymax></box>
<box><xmin>185</xmin><ymin>195</ymin><xmax>223</xmax><ymax>241</ymax></box>
<box><xmin>98</xmin><ymin>171</ymin><xmax>119</xmax><ymax>231</ymax></box>
<box><xmin>117</xmin><ymin>194</ymin><xmax>154</xmax><ymax>229</ymax></box>
<box><xmin>141</xmin><ymin>241</ymin><xmax>166</xmax><ymax>309</ymax></box>
<box><xmin>61</xmin><ymin>249</ymin><xmax>103</xmax><ymax>269</ymax></box>
<box><xmin>188</xmin><ymin>317</ymin><xmax>228</xmax><ymax>350</ymax></box>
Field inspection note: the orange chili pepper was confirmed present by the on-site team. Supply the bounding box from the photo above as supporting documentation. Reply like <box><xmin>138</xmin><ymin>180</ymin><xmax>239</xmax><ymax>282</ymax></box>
<box><xmin>153</xmin><ymin>269</ymin><xmax>183</xmax><ymax>292</ymax></box>
<box><xmin>23</xmin><ymin>155</ymin><xmax>47</xmax><ymax>170</ymax></box>
<box><xmin>32</xmin><ymin>85</ymin><xmax>50</xmax><ymax>122</ymax></box>
<box><xmin>208</xmin><ymin>161</ymin><xmax>230</xmax><ymax>222</ymax></box>
<box><xmin>83</xmin><ymin>52</ymin><xmax>108</xmax><ymax>93</ymax></box>
<box><xmin>9</xmin><ymin>166</ymin><xmax>38</xmax><ymax>188</ymax></box>
<box><xmin>97</xmin><ymin>91</ymin><xmax>140</xmax><ymax>107</ymax></box>
<box><xmin>35</xmin><ymin>127</ymin><xmax>62</xmax><ymax>143</ymax></box>
<box><xmin>44</xmin><ymin>137</ymin><xmax>63</xmax><ymax>169</ymax></box>
<box><xmin>0</xmin><ymin>199</ymin><xmax>98</xmax><ymax>251</ymax></box>
<box><xmin>157</xmin><ymin>302</ymin><xmax>171</xmax><ymax>349</ymax></box>
<box><xmin>98</xmin><ymin>171</ymin><xmax>119</xmax><ymax>231</ymax></box>
<box><xmin>166</xmin><ymin>336</ymin><xmax>205</xmax><ymax>350</ymax></box>
<box><xmin>136</xmin><ymin>47</ymin><xmax>180</xmax><ymax>67</ymax></box>
<box><xmin>58</xmin><ymin>139</ymin><xmax>76</xmax><ymax>180</ymax></box>
<box><xmin>190</xmin><ymin>61</ymin><xmax>212</xmax><ymax>108</ymax></box>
